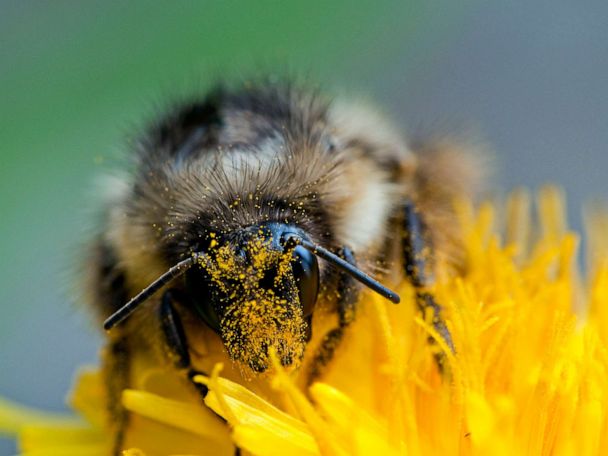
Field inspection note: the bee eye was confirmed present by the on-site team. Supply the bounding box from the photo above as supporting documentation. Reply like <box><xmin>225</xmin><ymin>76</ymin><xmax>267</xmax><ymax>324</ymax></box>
<box><xmin>290</xmin><ymin>245</ymin><xmax>319</xmax><ymax>316</ymax></box>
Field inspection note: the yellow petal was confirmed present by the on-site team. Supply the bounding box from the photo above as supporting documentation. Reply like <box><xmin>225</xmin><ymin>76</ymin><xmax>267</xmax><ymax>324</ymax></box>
<box><xmin>121</xmin><ymin>389</ymin><xmax>231</xmax><ymax>442</ymax></box>
<box><xmin>0</xmin><ymin>397</ymin><xmax>79</xmax><ymax>436</ymax></box>
<box><xmin>197</xmin><ymin>375</ymin><xmax>318</xmax><ymax>455</ymax></box>
<box><xmin>67</xmin><ymin>367</ymin><xmax>108</xmax><ymax>430</ymax></box>
<box><xmin>19</xmin><ymin>425</ymin><xmax>108</xmax><ymax>454</ymax></box>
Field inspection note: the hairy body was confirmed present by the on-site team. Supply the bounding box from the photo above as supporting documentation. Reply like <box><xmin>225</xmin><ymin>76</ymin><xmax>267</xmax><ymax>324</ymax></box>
<box><xmin>84</xmin><ymin>81</ymin><xmax>480</xmax><ymax>452</ymax></box>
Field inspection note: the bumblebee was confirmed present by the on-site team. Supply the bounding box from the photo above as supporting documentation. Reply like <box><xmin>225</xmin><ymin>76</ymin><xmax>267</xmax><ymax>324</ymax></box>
<box><xmin>86</xmin><ymin>81</ymin><xmax>480</xmax><ymax>451</ymax></box>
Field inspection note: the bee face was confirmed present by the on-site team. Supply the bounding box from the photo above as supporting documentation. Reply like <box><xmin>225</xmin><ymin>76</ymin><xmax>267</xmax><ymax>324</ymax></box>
<box><xmin>182</xmin><ymin>222</ymin><xmax>318</xmax><ymax>372</ymax></box>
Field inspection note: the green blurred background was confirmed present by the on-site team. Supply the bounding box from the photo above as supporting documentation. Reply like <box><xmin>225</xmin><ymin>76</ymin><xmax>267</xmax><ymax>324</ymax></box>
<box><xmin>2</xmin><ymin>1</ymin><xmax>607</xmax><ymax>453</ymax></box>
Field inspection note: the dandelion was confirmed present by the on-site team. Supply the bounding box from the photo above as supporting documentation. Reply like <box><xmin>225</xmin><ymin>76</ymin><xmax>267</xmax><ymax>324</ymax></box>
<box><xmin>2</xmin><ymin>187</ymin><xmax>608</xmax><ymax>455</ymax></box>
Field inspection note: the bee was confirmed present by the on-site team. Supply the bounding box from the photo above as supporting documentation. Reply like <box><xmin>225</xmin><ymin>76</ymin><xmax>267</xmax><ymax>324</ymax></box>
<box><xmin>86</xmin><ymin>80</ymin><xmax>480</xmax><ymax>452</ymax></box>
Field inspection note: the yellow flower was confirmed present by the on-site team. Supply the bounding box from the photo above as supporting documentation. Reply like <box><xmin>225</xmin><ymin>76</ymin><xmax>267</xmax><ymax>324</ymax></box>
<box><xmin>0</xmin><ymin>368</ymin><xmax>110</xmax><ymax>455</ymax></box>
<box><xmin>2</xmin><ymin>186</ymin><xmax>608</xmax><ymax>455</ymax></box>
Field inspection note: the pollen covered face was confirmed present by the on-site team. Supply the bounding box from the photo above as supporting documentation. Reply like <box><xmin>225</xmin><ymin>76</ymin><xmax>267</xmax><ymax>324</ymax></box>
<box><xmin>190</xmin><ymin>226</ymin><xmax>308</xmax><ymax>373</ymax></box>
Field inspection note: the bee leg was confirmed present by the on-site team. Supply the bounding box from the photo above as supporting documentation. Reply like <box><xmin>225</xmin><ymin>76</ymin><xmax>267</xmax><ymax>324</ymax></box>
<box><xmin>307</xmin><ymin>247</ymin><xmax>358</xmax><ymax>385</ymax></box>
<box><xmin>403</xmin><ymin>202</ymin><xmax>454</xmax><ymax>366</ymax></box>
<box><xmin>102</xmin><ymin>336</ymin><xmax>131</xmax><ymax>456</ymax></box>
<box><xmin>159</xmin><ymin>289</ymin><xmax>209</xmax><ymax>399</ymax></box>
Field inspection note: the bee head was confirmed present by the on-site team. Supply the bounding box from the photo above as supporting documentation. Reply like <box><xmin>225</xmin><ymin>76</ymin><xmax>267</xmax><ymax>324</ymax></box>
<box><xmin>185</xmin><ymin>223</ymin><xmax>318</xmax><ymax>372</ymax></box>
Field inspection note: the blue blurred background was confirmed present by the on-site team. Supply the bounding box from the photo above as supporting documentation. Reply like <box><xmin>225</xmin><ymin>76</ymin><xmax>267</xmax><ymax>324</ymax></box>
<box><xmin>1</xmin><ymin>1</ymin><xmax>607</xmax><ymax>453</ymax></box>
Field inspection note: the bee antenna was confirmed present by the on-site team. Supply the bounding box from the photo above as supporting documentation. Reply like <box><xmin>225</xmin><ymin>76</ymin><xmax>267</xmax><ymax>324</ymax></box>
<box><xmin>103</xmin><ymin>253</ymin><xmax>204</xmax><ymax>331</ymax></box>
<box><xmin>286</xmin><ymin>236</ymin><xmax>400</xmax><ymax>304</ymax></box>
